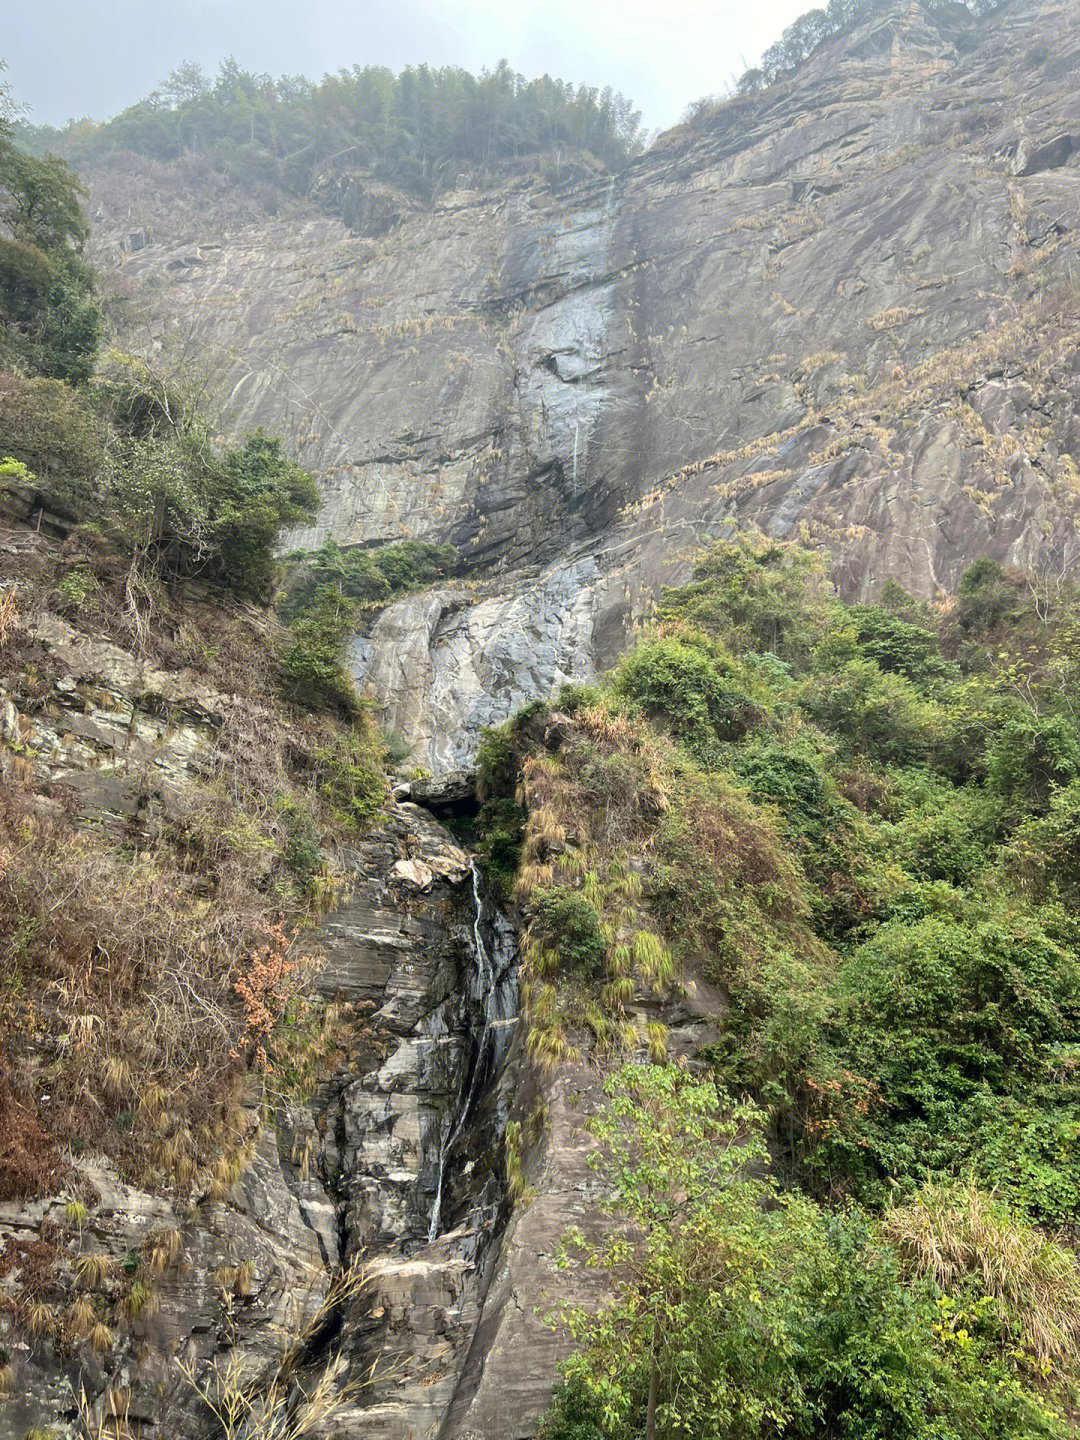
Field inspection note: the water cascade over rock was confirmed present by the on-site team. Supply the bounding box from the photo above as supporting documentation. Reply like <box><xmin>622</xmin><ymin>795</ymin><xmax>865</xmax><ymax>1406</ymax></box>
<box><xmin>7</xmin><ymin>0</ymin><xmax>1080</xmax><ymax>1433</ymax></box>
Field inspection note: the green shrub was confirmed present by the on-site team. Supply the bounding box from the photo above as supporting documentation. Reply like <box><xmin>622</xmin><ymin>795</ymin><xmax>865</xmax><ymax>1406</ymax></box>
<box><xmin>533</xmin><ymin>888</ymin><xmax>606</xmax><ymax>976</ymax></box>
<box><xmin>313</xmin><ymin>733</ymin><xmax>385</xmax><ymax>829</ymax></box>
<box><xmin>657</xmin><ymin>535</ymin><xmax>835</xmax><ymax>666</ymax></box>
<box><xmin>733</xmin><ymin>744</ymin><xmax>833</xmax><ymax>838</ymax></box>
<box><xmin>475</xmin><ymin>722</ymin><xmax>526</xmax><ymax>898</ymax></box>
<box><xmin>0</xmin><ymin>455</ymin><xmax>32</xmax><ymax>484</ymax></box>
<box><xmin>0</xmin><ymin>371</ymin><xmax>104</xmax><ymax>509</ymax></box>
<box><xmin>801</xmin><ymin>659</ymin><xmax>949</xmax><ymax>767</ymax></box>
<box><xmin>986</xmin><ymin>709</ymin><xmax>1080</xmax><ymax>813</ymax></box>
<box><xmin>539</xmin><ymin>1380</ymin><xmax>604</xmax><ymax>1440</ymax></box>
<box><xmin>823</xmin><ymin>913</ymin><xmax>1080</xmax><ymax>1214</ymax></box>
<box><xmin>549</xmin><ymin>1065</ymin><xmax>1068</xmax><ymax>1440</ymax></box>
<box><xmin>0</xmin><ymin>135</ymin><xmax>101</xmax><ymax>383</ymax></box>
<box><xmin>380</xmin><ymin>726</ymin><xmax>413</xmax><ymax>767</ymax></box>
<box><xmin>55</xmin><ymin>569</ymin><xmax>97</xmax><ymax>612</ymax></box>
<box><xmin>614</xmin><ymin>636</ymin><xmax>761</xmax><ymax>761</ymax></box>
<box><xmin>280</xmin><ymin>536</ymin><xmax>457</xmax><ymax>618</ymax></box>
<box><xmin>886</xmin><ymin>773</ymin><xmax>1004</xmax><ymax>885</ymax></box>
<box><xmin>1006</xmin><ymin>779</ymin><xmax>1080</xmax><ymax>906</ymax></box>
<box><xmin>555</xmin><ymin>681</ymin><xmax>604</xmax><ymax>714</ymax></box>
<box><xmin>281</xmin><ymin>588</ymin><xmax>360</xmax><ymax>712</ymax></box>
<box><xmin>279</xmin><ymin>798</ymin><xmax>322</xmax><ymax>894</ymax></box>
<box><xmin>208</xmin><ymin>430</ymin><xmax>319</xmax><ymax>595</ymax></box>
<box><xmin>843</xmin><ymin>604</ymin><xmax>956</xmax><ymax>685</ymax></box>
<box><xmin>957</xmin><ymin>557</ymin><xmax>1025</xmax><ymax>633</ymax></box>
<box><xmin>0</xmin><ymin>357</ymin><xmax>316</xmax><ymax>600</ymax></box>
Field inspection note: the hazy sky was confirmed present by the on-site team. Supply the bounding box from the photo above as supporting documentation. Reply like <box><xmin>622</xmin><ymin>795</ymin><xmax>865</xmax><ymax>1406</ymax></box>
<box><xmin>6</xmin><ymin>0</ymin><xmax>810</xmax><ymax>134</ymax></box>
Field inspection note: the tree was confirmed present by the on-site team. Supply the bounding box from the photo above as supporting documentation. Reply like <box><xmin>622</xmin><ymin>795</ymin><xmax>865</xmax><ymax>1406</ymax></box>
<box><xmin>546</xmin><ymin>1064</ymin><xmax>1067</xmax><ymax>1440</ymax></box>
<box><xmin>0</xmin><ymin>96</ymin><xmax>100</xmax><ymax>382</ymax></box>
<box><xmin>209</xmin><ymin>429</ymin><xmax>319</xmax><ymax>595</ymax></box>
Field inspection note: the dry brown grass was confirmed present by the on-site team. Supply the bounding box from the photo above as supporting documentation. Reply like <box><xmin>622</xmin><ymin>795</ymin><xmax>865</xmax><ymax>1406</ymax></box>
<box><xmin>0</xmin><ymin>1053</ymin><xmax>64</xmax><ymax>1200</ymax></box>
<box><xmin>0</xmin><ymin>777</ymin><xmax>318</xmax><ymax>1198</ymax></box>
<box><xmin>0</xmin><ymin>586</ymin><xmax>18</xmax><ymax>649</ymax></box>
<box><xmin>179</xmin><ymin>1258</ymin><xmax>372</xmax><ymax>1439</ymax></box>
<box><xmin>884</xmin><ymin>1183</ymin><xmax>1080</xmax><ymax>1370</ymax></box>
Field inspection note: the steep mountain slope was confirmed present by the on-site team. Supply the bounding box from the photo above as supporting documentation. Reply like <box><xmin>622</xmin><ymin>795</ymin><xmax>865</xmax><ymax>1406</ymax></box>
<box><xmin>87</xmin><ymin>0</ymin><xmax>1080</xmax><ymax>772</ymax></box>
<box><xmin>4</xmin><ymin>5</ymin><xmax>1080</xmax><ymax>1437</ymax></box>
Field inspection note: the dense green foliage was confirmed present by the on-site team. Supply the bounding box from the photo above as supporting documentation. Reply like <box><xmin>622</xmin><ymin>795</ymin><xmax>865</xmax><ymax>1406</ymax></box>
<box><xmin>276</xmin><ymin>536</ymin><xmax>458</xmax><ymax>716</ymax></box>
<box><xmin>280</xmin><ymin>585</ymin><xmax>363</xmax><ymax>713</ymax></box>
<box><xmin>604</xmin><ymin>540</ymin><xmax>1080</xmax><ymax>1223</ymax></box>
<box><xmin>491</xmin><ymin>537</ymin><xmax>1080</xmax><ymax>1436</ymax></box>
<box><xmin>0</xmin><ymin>77</ymin><xmax>100</xmax><ymax>382</ymax></box>
<box><xmin>19</xmin><ymin>58</ymin><xmax>644</xmax><ymax>201</ymax></box>
<box><xmin>475</xmin><ymin>720</ymin><xmax>528</xmax><ymax>900</ymax></box>
<box><xmin>279</xmin><ymin>536</ymin><xmax>457</xmax><ymax>619</ymax></box>
<box><xmin>544</xmin><ymin>1067</ymin><xmax>1074</xmax><ymax>1440</ymax></box>
<box><xmin>532</xmin><ymin>889</ymin><xmax>607</xmax><ymax>977</ymax></box>
<box><xmin>0</xmin><ymin>97</ymin><xmax>320</xmax><ymax>603</ymax></box>
<box><xmin>0</xmin><ymin>359</ymin><xmax>318</xmax><ymax>598</ymax></box>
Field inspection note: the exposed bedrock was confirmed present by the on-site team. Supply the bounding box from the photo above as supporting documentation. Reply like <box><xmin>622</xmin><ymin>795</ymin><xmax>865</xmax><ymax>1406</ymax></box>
<box><xmin>13</xmin><ymin>3</ymin><xmax>1080</xmax><ymax>1432</ymax></box>
<box><xmin>90</xmin><ymin>0</ymin><xmax>1080</xmax><ymax>768</ymax></box>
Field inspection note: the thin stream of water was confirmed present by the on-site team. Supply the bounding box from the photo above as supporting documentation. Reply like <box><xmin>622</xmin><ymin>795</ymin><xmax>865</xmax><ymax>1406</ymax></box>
<box><xmin>426</xmin><ymin>859</ymin><xmax>505</xmax><ymax>1243</ymax></box>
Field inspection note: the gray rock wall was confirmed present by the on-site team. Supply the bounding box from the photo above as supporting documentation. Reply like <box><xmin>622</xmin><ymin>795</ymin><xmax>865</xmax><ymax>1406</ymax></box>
<box><xmin>14</xmin><ymin>3</ymin><xmax>1075</xmax><ymax>1431</ymax></box>
<box><xmin>88</xmin><ymin>0</ymin><xmax>1080</xmax><ymax>771</ymax></box>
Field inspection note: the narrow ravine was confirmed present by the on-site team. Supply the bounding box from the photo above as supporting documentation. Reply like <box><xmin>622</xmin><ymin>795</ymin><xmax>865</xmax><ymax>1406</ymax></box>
<box><xmin>281</xmin><ymin>800</ymin><xmax>523</xmax><ymax>1439</ymax></box>
<box><xmin>427</xmin><ymin>858</ymin><xmax>519</xmax><ymax>1244</ymax></box>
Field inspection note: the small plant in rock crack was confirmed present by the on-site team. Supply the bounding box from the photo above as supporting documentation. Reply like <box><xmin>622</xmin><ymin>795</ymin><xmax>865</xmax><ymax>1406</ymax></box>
<box><xmin>179</xmin><ymin>1258</ymin><xmax>379</xmax><ymax>1439</ymax></box>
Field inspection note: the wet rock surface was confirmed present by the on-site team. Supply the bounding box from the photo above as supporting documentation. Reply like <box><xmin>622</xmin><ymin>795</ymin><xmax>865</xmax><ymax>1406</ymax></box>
<box><xmin>88</xmin><ymin>0</ymin><xmax>1080</xmax><ymax>773</ymax></box>
<box><xmin>0</xmin><ymin>607</ymin><xmax>522</xmax><ymax>1438</ymax></box>
<box><xmin>11</xmin><ymin>2</ymin><xmax>1080</xmax><ymax>1434</ymax></box>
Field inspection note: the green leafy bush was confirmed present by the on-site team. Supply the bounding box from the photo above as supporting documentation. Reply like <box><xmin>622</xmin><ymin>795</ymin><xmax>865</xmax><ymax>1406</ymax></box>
<box><xmin>844</xmin><ymin>604</ymin><xmax>956</xmax><ymax>685</ymax></box>
<box><xmin>533</xmin><ymin>888</ymin><xmax>606</xmax><ymax>977</ymax></box>
<box><xmin>208</xmin><ymin>430</ymin><xmax>319</xmax><ymax>595</ymax></box>
<box><xmin>823</xmin><ymin>912</ymin><xmax>1080</xmax><ymax>1212</ymax></box>
<box><xmin>987</xmin><ymin>709</ymin><xmax>1080</xmax><ymax>813</ymax></box>
<box><xmin>548</xmin><ymin>1065</ymin><xmax>1068</xmax><ymax>1440</ymax></box>
<box><xmin>555</xmin><ymin>681</ymin><xmax>604</xmax><ymax>714</ymax></box>
<box><xmin>613</xmin><ymin>635</ymin><xmax>761</xmax><ymax>762</ymax></box>
<box><xmin>279</xmin><ymin>798</ymin><xmax>323</xmax><ymax>895</ymax></box>
<box><xmin>280</xmin><ymin>589</ymin><xmax>360</xmax><ymax>713</ymax></box>
<box><xmin>1006</xmin><ymin>779</ymin><xmax>1080</xmax><ymax>906</ymax></box>
<box><xmin>280</xmin><ymin>536</ymin><xmax>457</xmax><ymax>619</ymax></box>
<box><xmin>0</xmin><ymin>371</ymin><xmax>104</xmax><ymax>508</ymax></box>
<box><xmin>801</xmin><ymin>659</ymin><xmax>950</xmax><ymax>767</ymax></box>
<box><xmin>475</xmin><ymin>722</ymin><xmax>526</xmax><ymax>898</ymax></box>
<box><xmin>0</xmin><ymin>132</ymin><xmax>100</xmax><ymax>382</ymax></box>
<box><xmin>957</xmin><ymin>557</ymin><xmax>1026</xmax><ymax>633</ymax></box>
<box><xmin>310</xmin><ymin>740</ymin><xmax>385</xmax><ymax>830</ymax></box>
<box><xmin>657</xmin><ymin>535</ymin><xmax>834</xmax><ymax>666</ymax></box>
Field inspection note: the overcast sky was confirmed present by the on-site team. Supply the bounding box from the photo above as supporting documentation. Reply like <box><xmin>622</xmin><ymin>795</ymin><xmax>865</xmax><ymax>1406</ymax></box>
<box><xmin>6</xmin><ymin>0</ymin><xmax>810</xmax><ymax>134</ymax></box>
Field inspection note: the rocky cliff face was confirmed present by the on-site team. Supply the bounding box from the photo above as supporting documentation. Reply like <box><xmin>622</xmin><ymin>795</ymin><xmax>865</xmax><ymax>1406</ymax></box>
<box><xmin>0</xmin><ymin>579</ymin><xmax>685</xmax><ymax>1440</ymax></box>
<box><xmin>10</xmin><ymin>3</ymin><xmax>1079</xmax><ymax>1434</ymax></box>
<box><xmin>89</xmin><ymin>0</ymin><xmax>1080</xmax><ymax>773</ymax></box>
<box><xmin>0</xmin><ymin>587</ymin><xmax>534</xmax><ymax>1439</ymax></box>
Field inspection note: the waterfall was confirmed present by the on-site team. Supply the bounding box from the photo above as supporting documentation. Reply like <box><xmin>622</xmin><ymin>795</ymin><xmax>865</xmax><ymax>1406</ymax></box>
<box><xmin>427</xmin><ymin>859</ymin><xmax>516</xmax><ymax>1243</ymax></box>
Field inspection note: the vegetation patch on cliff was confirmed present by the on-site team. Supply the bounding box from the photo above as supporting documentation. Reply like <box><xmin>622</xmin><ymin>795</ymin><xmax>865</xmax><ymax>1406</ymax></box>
<box><xmin>0</xmin><ymin>132</ymin><xmax>390</xmax><ymax>1227</ymax></box>
<box><xmin>481</xmin><ymin>535</ymin><xmax>1080</xmax><ymax>1435</ymax></box>
<box><xmin>18</xmin><ymin>59</ymin><xmax>645</xmax><ymax>205</ymax></box>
